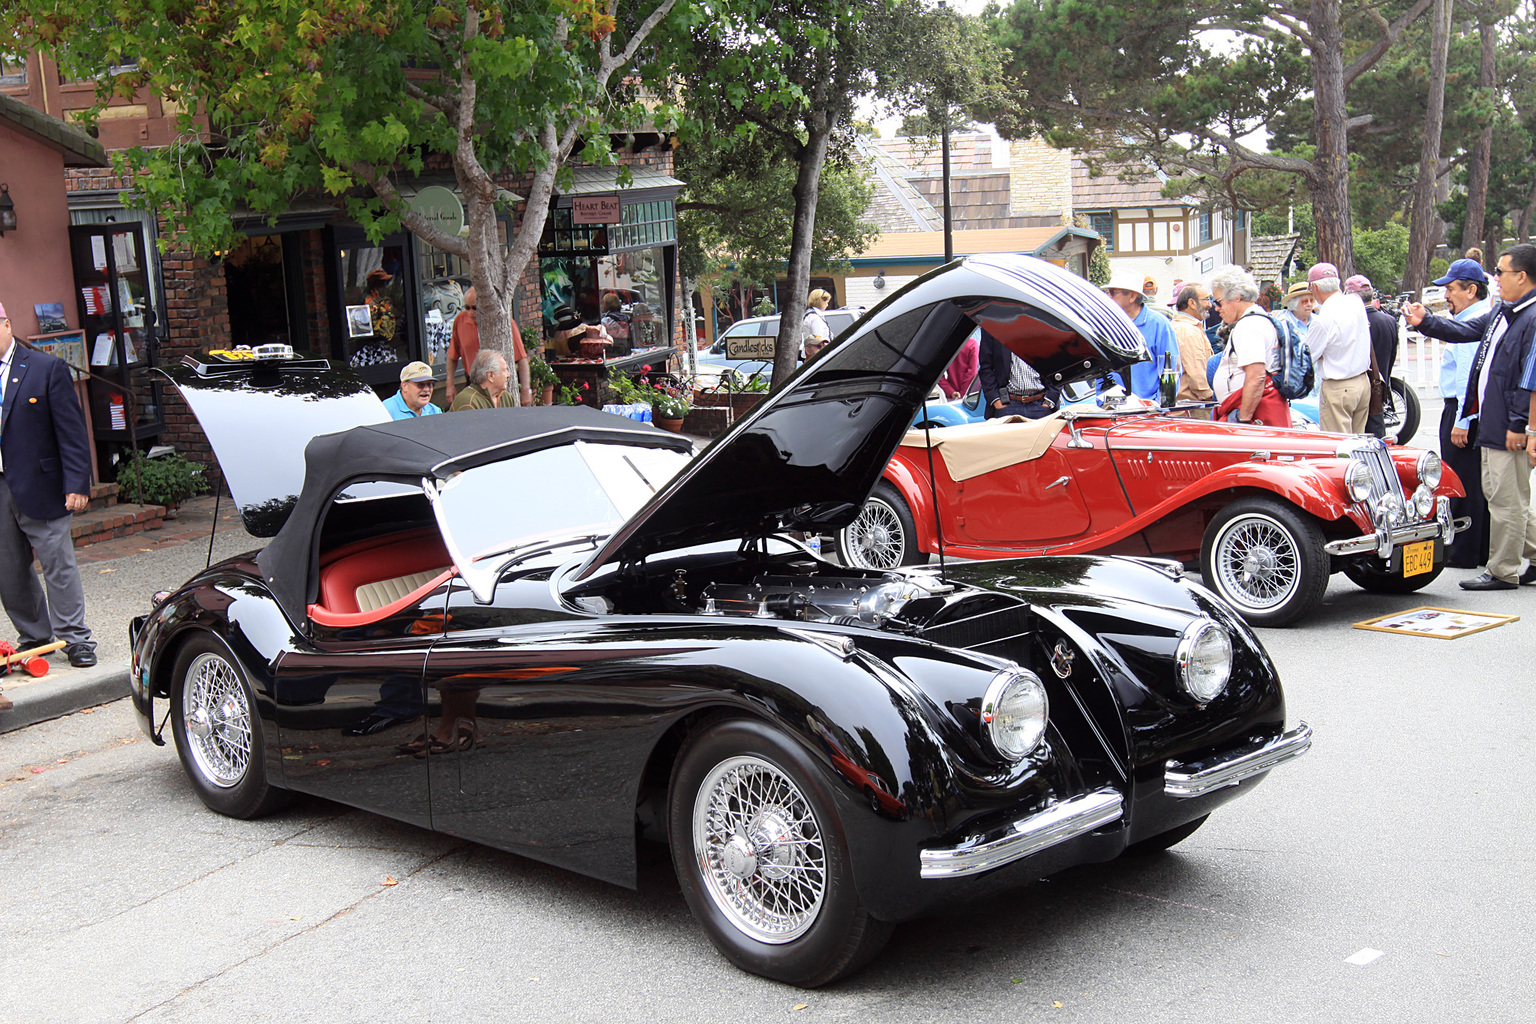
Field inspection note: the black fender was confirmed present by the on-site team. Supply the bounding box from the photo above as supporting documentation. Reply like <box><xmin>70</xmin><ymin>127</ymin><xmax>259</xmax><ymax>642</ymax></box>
<box><xmin>613</xmin><ymin>623</ymin><xmax>1093</xmax><ymax>920</ymax></box>
<box><xmin>936</xmin><ymin>555</ymin><xmax>1287</xmax><ymax>844</ymax></box>
<box><xmin>130</xmin><ymin>556</ymin><xmax>303</xmax><ymax>788</ymax></box>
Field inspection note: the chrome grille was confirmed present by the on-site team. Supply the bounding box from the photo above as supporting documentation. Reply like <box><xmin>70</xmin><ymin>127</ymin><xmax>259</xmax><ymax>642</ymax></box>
<box><xmin>1352</xmin><ymin>437</ymin><xmax>1404</xmax><ymax>506</ymax></box>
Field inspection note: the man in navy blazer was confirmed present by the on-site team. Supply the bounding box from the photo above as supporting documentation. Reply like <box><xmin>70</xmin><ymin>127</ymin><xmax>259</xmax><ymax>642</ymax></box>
<box><xmin>0</xmin><ymin>301</ymin><xmax>97</xmax><ymax>673</ymax></box>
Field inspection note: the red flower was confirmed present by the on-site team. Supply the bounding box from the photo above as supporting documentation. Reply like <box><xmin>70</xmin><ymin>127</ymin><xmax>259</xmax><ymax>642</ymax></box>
<box><xmin>642</xmin><ymin>364</ymin><xmax>652</xmax><ymax>372</ymax></box>
<box><xmin>581</xmin><ymin>381</ymin><xmax>590</xmax><ymax>389</ymax></box>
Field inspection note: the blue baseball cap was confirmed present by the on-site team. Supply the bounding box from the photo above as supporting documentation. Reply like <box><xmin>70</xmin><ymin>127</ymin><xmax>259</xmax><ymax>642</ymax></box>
<box><xmin>1432</xmin><ymin>258</ymin><xmax>1488</xmax><ymax>286</ymax></box>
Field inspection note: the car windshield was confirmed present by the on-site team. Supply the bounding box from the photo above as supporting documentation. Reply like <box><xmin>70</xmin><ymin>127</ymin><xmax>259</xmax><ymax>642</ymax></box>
<box><xmin>430</xmin><ymin>440</ymin><xmax>691</xmax><ymax>601</ymax></box>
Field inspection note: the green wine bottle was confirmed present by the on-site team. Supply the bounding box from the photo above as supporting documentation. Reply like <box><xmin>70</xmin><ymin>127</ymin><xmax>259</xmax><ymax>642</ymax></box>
<box><xmin>1159</xmin><ymin>350</ymin><xmax>1178</xmax><ymax>408</ymax></box>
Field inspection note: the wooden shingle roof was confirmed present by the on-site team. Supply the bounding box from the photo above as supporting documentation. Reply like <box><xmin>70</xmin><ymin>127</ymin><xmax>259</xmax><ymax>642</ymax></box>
<box><xmin>1247</xmin><ymin>233</ymin><xmax>1301</xmax><ymax>283</ymax></box>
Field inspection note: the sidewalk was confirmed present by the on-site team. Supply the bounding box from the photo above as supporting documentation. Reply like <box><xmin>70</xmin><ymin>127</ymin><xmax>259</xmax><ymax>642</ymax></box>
<box><xmin>2</xmin><ymin>493</ymin><xmax>253</xmax><ymax>734</ymax></box>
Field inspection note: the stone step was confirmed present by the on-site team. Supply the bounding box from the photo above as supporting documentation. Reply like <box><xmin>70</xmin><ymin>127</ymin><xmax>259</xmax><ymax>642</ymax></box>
<box><xmin>69</xmin><ymin>502</ymin><xmax>167</xmax><ymax>548</ymax></box>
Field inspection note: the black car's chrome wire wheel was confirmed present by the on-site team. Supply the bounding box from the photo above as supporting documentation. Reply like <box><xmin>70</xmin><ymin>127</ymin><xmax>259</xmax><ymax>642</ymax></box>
<box><xmin>840</xmin><ymin>499</ymin><xmax>905</xmax><ymax>569</ymax></box>
<box><xmin>181</xmin><ymin>652</ymin><xmax>252</xmax><ymax>788</ymax></box>
<box><xmin>693</xmin><ymin>755</ymin><xmax>828</xmax><ymax>944</ymax></box>
<box><xmin>1211</xmin><ymin>513</ymin><xmax>1300</xmax><ymax>610</ymax></box>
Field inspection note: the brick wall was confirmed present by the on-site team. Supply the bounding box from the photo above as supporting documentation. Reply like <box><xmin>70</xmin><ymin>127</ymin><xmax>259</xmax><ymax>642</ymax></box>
<box><xmin>158</xmin><ymin>251</ymin><xmax>232</xmax><ymax>464</ymax></box>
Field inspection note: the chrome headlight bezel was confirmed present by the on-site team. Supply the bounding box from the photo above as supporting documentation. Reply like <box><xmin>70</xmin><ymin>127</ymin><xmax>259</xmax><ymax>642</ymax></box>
<box><xmin>981</xmin><ymin>669</ymin><xmax>1049</xmax><ymax>762</ymax></box>
<box><xmin>1416</xmin><ymin>450</ymin><xmax>1442</xmax><ymax>490</ymax></box>
<box><xmin>1345</xmin><ymin>460</ymin><xmax>1374</xmax><ymax>503</ymax></box>
<box><xmin>1176</xmin><ymin>619</ymin><xmax>1233</xmax><ymax>704</ymax></box>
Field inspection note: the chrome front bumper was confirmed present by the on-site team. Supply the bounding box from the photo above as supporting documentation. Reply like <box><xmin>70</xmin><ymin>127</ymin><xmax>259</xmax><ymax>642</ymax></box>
<box><xmin>919</xmin><ymin>788</ymin><xmax>1123</xmax><ymax>879</ymax></box>
<box><xmin>1323</xmin><ymin>498</ymin><xmax>1469</xmax><ymax>558</ymax></box>
<box><xmin>1164</xmin><ymin>722</ymin><xmax>1312</xmax><ymax>798</ymax></box>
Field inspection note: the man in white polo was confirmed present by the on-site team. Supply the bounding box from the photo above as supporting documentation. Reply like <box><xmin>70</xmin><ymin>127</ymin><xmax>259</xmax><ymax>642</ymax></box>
<box><xmin>1303</xmin><ymin>262</ymin><xmax>1372</xmax><ymax>433</ymax></box>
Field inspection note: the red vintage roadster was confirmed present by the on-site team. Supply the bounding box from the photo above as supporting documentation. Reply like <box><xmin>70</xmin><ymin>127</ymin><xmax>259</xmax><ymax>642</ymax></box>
<box><xmin>835</xmin><ymin>402</ymin><xmax>1466</xmax><ymax>626</ymax></box>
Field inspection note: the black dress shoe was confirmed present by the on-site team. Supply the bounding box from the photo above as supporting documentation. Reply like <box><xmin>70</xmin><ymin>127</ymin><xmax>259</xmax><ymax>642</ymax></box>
<box><xmin>1521</xmin><ymin>566</ymin><xmax>1536</xmax><ymax>585</ymax></box>
<box><xmin>1460</xmin><ymin>573</ymin><xmax>1517</xmax><ymax>591</ymax></box>
<box><xmin>64</xmin><ymin>643</ymin><xmax>98</xmax><ymax>668</ymax></box>
<box><xmin>15</xmin><ymin>637</ymin><xmax>53</xmax><ymax>652</ymax></box>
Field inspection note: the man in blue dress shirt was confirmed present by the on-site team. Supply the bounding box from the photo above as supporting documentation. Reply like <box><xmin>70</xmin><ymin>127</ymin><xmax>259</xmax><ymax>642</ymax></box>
<box><xmin>383</xmin><ymin>362</ymin><xmax>444</xmax><ymax>420</ymax></box>
<box><xmin>1103</xmin><ymin>269</ymin><xmax>1179</xmax><ymax>403</ymax></box>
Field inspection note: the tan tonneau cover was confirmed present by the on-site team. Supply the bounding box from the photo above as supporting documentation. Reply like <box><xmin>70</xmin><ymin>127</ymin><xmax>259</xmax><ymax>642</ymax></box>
<box><xmin>899</xmin><ymin>414</ymin><xmax>1068</xmax><ymax>481</ymax></box>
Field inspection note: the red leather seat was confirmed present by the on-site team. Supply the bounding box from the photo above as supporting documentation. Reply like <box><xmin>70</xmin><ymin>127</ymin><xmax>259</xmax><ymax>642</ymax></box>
<box><xmin>314</xmin><ymin>528</ymin><xmax>451</xmax><ymax>617</ymax></box>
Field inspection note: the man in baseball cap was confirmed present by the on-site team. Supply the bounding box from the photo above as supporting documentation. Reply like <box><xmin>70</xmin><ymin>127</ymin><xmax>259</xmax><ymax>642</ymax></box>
<box><xmin>1305</xmin><ymin>262</ymin><xmax>1373</xmax><ymax>432</ymax></box>
<box><xmin>1101</xmin><ymin>268</ymin><xmax>1179</xmax><ymax>402</ymax></box>
<box><xmin>384</xmin><ymin>361</ymin><xmax>443</xmax><ymax>420</ymax></box>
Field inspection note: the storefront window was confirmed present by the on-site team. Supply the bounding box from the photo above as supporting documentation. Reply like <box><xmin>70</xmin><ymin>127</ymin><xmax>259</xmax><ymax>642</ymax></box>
<box><xmin>539</xmin><ymin>195</ymin><xmax>676</xmax><ymax>357</ymax></box>
<box><xmin>338</xmin><ymin>243</ymin><xmax>408</xmax><ymax>367</ymax></box>
<box><xmin>597</xmin><ymin>246</ymin><xmax>671</xmax><ymax>353</ymax></box>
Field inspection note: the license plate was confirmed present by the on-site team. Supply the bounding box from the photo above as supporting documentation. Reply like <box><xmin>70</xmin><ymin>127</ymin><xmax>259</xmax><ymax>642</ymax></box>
<box><xmin>1402</xmin><ymin>540</ymin><xmax>1435</xmax><ymax>577</ymax></box>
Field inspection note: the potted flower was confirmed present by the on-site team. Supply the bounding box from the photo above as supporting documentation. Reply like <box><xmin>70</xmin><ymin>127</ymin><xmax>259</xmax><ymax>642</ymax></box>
<box><xmin>649</xmin><ymin>380</ymin><xmax>691</xmax><ymax>432</ymax></box>
<box><xmin>528</xmin><ymin>355</ymin><xmax>560</xmax><ymax>405</ymax></box>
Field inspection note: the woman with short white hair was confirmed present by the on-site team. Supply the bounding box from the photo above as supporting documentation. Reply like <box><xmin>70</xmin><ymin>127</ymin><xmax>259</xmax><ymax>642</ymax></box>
<box><xmin>1210</xmin><ymin>264</ymin><xmax>1289</xmax><ymax>426</ymax></box>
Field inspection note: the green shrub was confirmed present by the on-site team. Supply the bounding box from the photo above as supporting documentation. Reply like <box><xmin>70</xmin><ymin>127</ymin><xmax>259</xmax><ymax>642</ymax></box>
<box><xmin>118</xmin><ymin>451</ymin><xmax>208</xmax><ymax>507</ymax></box>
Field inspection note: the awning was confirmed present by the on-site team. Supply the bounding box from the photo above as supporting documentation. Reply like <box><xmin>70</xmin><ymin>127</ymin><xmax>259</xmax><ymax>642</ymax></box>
<box><xmin>555</xmin><ymin>166</ymin><xmax>683</xmax><ymax>205</ymax></box>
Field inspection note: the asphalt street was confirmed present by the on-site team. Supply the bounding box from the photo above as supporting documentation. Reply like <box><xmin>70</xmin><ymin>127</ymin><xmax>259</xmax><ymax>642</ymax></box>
<box><xmin>2</xmin><ymin>394</ymin><xmax>1534</xmax><ymax>1022</ymax></box>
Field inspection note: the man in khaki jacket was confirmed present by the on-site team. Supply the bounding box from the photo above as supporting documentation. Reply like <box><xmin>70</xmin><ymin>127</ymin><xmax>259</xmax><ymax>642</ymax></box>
<box><xmin>1170</xmin><ymin>283</ymin><xmax>1215</xmax><ymax>418</ymax></box>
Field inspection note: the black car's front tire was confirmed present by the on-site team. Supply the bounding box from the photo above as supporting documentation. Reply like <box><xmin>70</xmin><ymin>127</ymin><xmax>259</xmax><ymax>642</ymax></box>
<box><xmin>1200</xmin><ymin>497</ymin><xmax>1329</xmax><ymax>627</ymax></box>
<box><xmin>835</xmin><ymin>482</ymin><xmax>923</xmax><ymax>570</ymax></box>
<box><xmin>1125</xmin><ymin>814</ymin><xmax>1209</xmax><ymax>856</ymax></box>
<box><xmin>668</xmin><ymin>717</ymin><xmax>891</xmax><ymax>987</ymax></box>
<box><xmin>169</xmin><ymin>633</ymin><xmax>290</xmax><ymax>819</ymax></box>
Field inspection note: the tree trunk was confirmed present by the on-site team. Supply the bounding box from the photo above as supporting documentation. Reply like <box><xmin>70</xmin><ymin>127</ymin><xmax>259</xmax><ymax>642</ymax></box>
<box><xmin>1461</xmin><ymin>18</ymin><xmax>1498</xmax><ymax>253</ymax></box>
<box><xmin>773</xmin><ymin>115</ymin><xmax>832</xmax><ymax>389</ymax></box>
<box><xmin>1404</xmin><ymin>0</ymin><xmax>1451</xmax><ymax>296</ymax></box>
<box><xmin>1309</xmin><ymin>0</ymin><xmax>1356</xmax><ymax>275</ymax></box>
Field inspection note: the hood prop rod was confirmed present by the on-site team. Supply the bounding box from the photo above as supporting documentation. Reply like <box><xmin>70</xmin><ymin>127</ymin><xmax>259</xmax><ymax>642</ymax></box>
<box><xmin>920</xmin><ymin>397</ymin><xmax>947</xmax><ymax>576</ymax></box>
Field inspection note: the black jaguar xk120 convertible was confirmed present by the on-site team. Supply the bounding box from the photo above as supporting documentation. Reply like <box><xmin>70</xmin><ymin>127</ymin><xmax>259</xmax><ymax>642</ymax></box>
<box><xmin>130</xmin><ymin>255</ymin><xmax>1310</xmax><ymax>986</ymax></box>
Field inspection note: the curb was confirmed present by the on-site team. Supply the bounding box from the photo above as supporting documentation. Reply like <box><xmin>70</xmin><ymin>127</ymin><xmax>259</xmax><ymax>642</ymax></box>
<box><xmin>0</xmin><ymin>664</ymin><xmax>132</xmax><ymax>735</ymax></box>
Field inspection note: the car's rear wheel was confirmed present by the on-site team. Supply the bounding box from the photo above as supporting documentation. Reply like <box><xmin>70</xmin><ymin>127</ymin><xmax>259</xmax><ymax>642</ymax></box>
<box><xmin>1200</xmin><ymin>497</ymin><xmax>1328</xmax><ymax>627</ymax></box>
<box><xmin>170</xmin><ymin>633</ymin><xmax>290</xmax><ymax>819</ymax></box>
<box><xmin>1125</xmin><ymin>815</ymin><xmax>1209</xmax><ymax>856</ymax></box>
<box><xmin>835</xmin><ymin>482</ymin><xmax>923</xmax><ymax>570</ymax></box>
<box><xmin>1342</xmin><ymin>560</ymin><xmax>1444</xmax><ymax>593</ymax></box>
<box><xmin>668</xmin><ymin>717</ymin><xmax>891</xmax><ymax>987</ymax></box>
<box><xmin>1384</xmin><ymin>378</ymin><xmax>1421</xmax><ymax>444</ymax></box>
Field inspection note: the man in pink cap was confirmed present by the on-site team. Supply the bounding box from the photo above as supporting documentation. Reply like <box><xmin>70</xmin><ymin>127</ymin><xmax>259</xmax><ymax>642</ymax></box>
<box><xmin>0</xmin><ymin>299</ymin><xmax>97</xmax><ymax>687</ymax></box>
<box><xmin>1345</xmin><ymin>274</ymin><xmax>1400</xmax><ymax>437</ymax></box>
<box><xmin>1304</xmin><ymin>262</ymin><xmax>1373</xmax><ymax>432</ymax></box>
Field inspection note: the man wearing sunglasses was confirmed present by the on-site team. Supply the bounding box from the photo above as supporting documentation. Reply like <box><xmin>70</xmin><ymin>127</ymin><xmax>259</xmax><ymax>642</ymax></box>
<box><xmin>1407</xmin><ymin>244</ymin><xmax>1536</xmax><ymax>590</ymax></box>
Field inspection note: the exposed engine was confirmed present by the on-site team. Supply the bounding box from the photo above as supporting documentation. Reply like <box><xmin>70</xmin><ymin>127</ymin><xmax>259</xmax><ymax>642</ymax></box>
<box><xmin>698</xmin><ymin>571</ymin><xmax>951</xmax><ymax>627</ymax></box>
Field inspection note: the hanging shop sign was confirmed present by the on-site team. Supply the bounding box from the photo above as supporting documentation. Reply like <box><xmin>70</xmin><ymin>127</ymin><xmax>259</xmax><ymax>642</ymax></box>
<box><xmin>573</xmin><ymin>196</ymin><xmax>622</xmax><ymax>225</ymax></box>
<box><xmin>410</xmin><ymin>185</ymin><xmax>466</xmax><ymax>237</ymax></box>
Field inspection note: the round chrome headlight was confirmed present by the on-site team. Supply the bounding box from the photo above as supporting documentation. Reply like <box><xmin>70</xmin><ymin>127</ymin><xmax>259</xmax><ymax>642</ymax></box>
<box><xmin>981</xmin><ymin>669</ymin><xmax>1049</xmax><ymax>761</ymax></box>
<box><xmin>1345</xmin><ymin>461</ymin><xmax>1374</xmax><ymax>503</ymax></box>
<box><xmin>1176</xmin><ymin>620</ymin><xmax>1233</xmax><ymax>704</ymax></box>
<box><xmin>1416</xmin><ymin>450</ymin><xmax>1442</xmax><ymax>490</ymax></box>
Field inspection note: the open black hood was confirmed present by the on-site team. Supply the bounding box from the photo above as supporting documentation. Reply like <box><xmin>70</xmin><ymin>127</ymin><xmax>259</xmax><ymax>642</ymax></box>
<box><xmin>577</xmin><ymin>254</ymin><xmax>1146</xmax><ymax>578</ymax></box>
<box><xmin>159</xmin><ymin>358</ymin><xmax>388</xmax><ymax>536</ymax></box>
